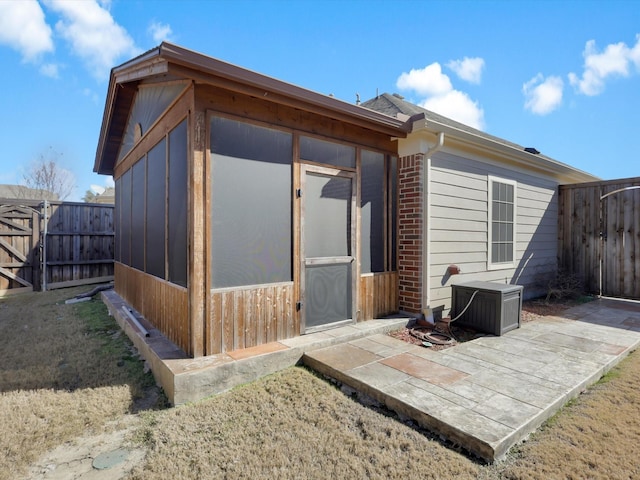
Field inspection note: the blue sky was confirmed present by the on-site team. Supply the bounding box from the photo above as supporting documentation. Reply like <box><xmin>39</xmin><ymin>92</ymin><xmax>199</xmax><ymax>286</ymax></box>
<box><xmin>0</xmin><ymin>0</ymin><xmax>638</xmax><ymax>200</ymax></box>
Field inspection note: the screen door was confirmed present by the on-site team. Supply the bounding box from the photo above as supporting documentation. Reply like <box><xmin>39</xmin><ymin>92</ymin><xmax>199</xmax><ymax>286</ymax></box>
<box><xmin>301</xmin><ymin>165</ymin><xmax>356</xmax><ymax>333</ymax></box>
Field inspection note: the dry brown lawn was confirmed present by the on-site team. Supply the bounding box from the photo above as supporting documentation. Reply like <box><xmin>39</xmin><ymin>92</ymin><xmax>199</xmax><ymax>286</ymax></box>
<box><xmin>1</xmin><ymin>290</ymin><xmax>639</xmax><ymax>479</ymax></box>
<box><xmin>0</xmin><ymin>288</ymin><xmax>160</xmax><ymax>479</ymax></box>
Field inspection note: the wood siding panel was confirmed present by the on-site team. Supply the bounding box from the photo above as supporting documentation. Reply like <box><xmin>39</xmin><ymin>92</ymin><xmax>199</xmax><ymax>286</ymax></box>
<box><xmin>429</xmin><ymin>151</ymin><xmax>560</xmax><ymax>313</ymax></box>
<box><xmin>208</xmin><ymin>283</ymin><xmax>295</xmax><ymax>354</ymax></box>
<box><xmin>115</xmin><ymin>262</ymin><xmax>190</xmax><ymax>355</ymax></box>
<box><xmin>359</xmin><ymin>272</ymin><xmax>398</xmax><ymax>320</ymax></box>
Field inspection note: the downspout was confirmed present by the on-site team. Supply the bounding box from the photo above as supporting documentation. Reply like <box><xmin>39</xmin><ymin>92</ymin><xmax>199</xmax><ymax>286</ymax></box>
<box><xmin>421</xmin><ymin>132</ymin><xmax>445</xmax><ymax>320</ymax></box>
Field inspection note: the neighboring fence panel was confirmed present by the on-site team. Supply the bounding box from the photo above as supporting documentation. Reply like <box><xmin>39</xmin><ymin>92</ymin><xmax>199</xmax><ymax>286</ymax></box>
<box><xmin>45</xmin><ymin>202</ymin><xmax>114</xmax><ymax>289</ymax></box>
<box><xmin>559</xmin><ymin>178</ymin><xmax>640</xmax><ymax>300</ymax></box>
<box><xmin>0</xmin><ymin>199</ymin><xmax>114</xmax><ymax>295</ymax></box>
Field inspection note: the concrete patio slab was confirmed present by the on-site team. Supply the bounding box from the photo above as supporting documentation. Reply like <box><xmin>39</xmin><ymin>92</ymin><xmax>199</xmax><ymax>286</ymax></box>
<box><xmin>101</xmin><ymin>289</ymin><xmax>640</xmax><ymax>463</ymax></box>
<box><xmin>302</xmin><ymin>297</ymin><xmax>640</xmax><ymax>462</ymax></box>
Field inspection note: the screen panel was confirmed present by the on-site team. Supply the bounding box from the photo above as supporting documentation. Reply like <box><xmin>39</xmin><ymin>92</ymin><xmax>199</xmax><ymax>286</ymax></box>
<box><xmin>145</xmin><ymin>139</ymin><xmax>166</xmax><ymax>279</ymax></box>
<box><xmin>299</xmin><ymin>136</ymin><xmax>355</xmax><ymax>169</ymax></box>
<box><xmin>305</xmin><ymin>263</ymin><xmax>352</xmax><ymax>328</ymax></box>
<box><xmin>114</xmin><ymin>177</ymin><xmax>121</xmax><ymax>263</ymax></box>
<box><xmin>130</xmin><ymin>158</ymin><xmax>145</xmax><ymax>271</ymax></box>
<box><xmin>210</xmin><ymin>117</ymin><xmax>292</xmax><ymax>288</ymax></box>
<box><xmin>304</xmin><ymin>173</ymin><xmax>351</xmax><ymax>258</ymax></box>
<box><xmin>361</xmin><ymin>150</ymin><xmax>385</xmax><ymax>273</ymax></box>
<box><xmin>119</xmin><ymin>169</ymin><xmax>131</xmax><ymax>266</ymax></box>
<box><xmin>168</xmin><ymin>119</ymin><xmax>188</xmax><ymax>287</ymax></box>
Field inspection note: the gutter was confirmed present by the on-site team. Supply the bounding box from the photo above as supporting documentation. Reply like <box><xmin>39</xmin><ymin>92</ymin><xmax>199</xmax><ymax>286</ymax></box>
<box><xmin>422</xmin><ymin>132</ymin><xmax>445</xmax><ymax>318</ymax></box>
<box><xmin>409</xmin><ymin>114</ymin><xmax>598</xmax><ymax>184</ymax></box>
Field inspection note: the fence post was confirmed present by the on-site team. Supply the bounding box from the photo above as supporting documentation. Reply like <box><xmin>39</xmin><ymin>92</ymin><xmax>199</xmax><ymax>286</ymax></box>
<box><xmin>31</xmin><ymin>208</ymin><xmax>41</xmax><ymax>291</ymax></box>
<box><xmin>42</xmin><ymin>200</ymin><xmax>48</xmax><ymax>292</ymax></box>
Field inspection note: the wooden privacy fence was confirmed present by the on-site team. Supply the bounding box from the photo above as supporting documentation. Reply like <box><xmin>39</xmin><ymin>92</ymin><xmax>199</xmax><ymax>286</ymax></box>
<box><xmin>0</xmin><ymin>199</ymin><xmax>114</xmax><ymax>295</ymax></box>
<box><xmin>559</xmin><ymin>177</ymin><xmax>640</xmax><ymax>300</ymax></box>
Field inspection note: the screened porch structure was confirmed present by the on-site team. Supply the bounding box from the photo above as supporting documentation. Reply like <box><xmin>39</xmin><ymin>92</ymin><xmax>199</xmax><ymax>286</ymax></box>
<box><xmin>94</xmin><ymin>43</ymin><xmax>406</xmax><ymax>357</ymax></box>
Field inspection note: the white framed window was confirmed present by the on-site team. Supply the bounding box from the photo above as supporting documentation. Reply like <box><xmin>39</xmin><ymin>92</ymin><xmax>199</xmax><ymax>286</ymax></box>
<box><xmin>488</xmin><ymin>176</ymin><xmax>517</xmax><ymax>269</ymax></box>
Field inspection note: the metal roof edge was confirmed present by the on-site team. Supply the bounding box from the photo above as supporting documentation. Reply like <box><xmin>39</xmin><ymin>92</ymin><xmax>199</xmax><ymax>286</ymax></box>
<box><xmin>156</xmin><ymin>43</ymin><xmax>407</xmax><ymax>131</ymax></box>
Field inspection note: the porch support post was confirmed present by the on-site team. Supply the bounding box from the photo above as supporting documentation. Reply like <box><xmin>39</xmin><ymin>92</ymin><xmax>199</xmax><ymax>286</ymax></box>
<box><xmin>189</xmin><ymin>108</ymin><xmax>206</xmax><ymax>357</ymax></box>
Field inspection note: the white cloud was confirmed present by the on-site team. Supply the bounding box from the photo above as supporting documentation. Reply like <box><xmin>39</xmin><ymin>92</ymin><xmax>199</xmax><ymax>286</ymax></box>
<box><xmin>523</xmin><ymin>74</ymin><xmax>563</xmax><ymax>115</ymax></box>
<box><xmin>90</xmin><ymin>184</ymin><xmax>106</xmax><ymax>194</ymax></box>
<box><xmin>82</xmin><ymin>87</ymin><xmax>100</xmax><ymax>104</ymax></box>
<box><xmin>419</xmin><ymin>90</ymin><xmax>485</xmax><ymax>130</ymax></box>
<box><xmin>569</xmin><ymin>36</ymin><xmax>640</xmax><ymax>96</ymax></box>
<box><xmin>39</xmin><ymin>62</ymin><xmax>60</xmax><ymax>78</ymax></box>
<box><xmin>44</xmin><ymin>0</ymin><xmax>139</xmax><ymax>80</ymax></box>
<box><xmin>396</xmin><ymin>63</ymin><xmax>452</xmax><ymax>96</ymax></box>
<box><xmin>149</xmin><ymin>20</ymin><xmax>173</xmax><ymax>43</ymax></box>
<box><xmin>397</xmin><ymin>61</ymin><xmax>485</xmax><ymax>130</ymax></box>
<box><xmin>0</xmin><ymin>0</ymin><xmax>53</xmax><ymax>61</ymax></box>
<box><xmin>447</xmin><ymin>57</ymin><xmax>485</xmax><ymax>84</ymax></box>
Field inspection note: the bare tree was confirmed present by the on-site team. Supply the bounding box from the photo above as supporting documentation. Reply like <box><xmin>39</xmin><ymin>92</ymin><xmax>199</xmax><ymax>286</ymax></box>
<box><xmin>82</xmin><ymin>189</ymin><xmax>97</xmax><ymax>203</ymax></box>
<box><xmin>23</xmin><ymin>148</ymin><xmax>75</xmax><ymax>201</ymax></box>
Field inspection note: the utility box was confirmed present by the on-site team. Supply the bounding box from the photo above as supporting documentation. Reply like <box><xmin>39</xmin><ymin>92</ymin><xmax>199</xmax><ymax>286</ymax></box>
<box><xmin>451</xmin><ymin>281</ymin><xmax>523</xmax><ymax>336</ymax></box>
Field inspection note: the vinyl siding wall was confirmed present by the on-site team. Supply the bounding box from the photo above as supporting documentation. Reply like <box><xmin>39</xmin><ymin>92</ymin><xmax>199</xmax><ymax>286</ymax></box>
<box><xmin>428</xmin><ymin>150</ymin><xmax>558</xmax><ymax>313</ymax></box>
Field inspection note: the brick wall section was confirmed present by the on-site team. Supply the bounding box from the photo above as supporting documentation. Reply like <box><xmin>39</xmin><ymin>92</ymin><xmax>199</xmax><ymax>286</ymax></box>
<box><xmin>397</xmin><ymin>153</ymin><xmax>424</xmax><ymax>314</ymax></box>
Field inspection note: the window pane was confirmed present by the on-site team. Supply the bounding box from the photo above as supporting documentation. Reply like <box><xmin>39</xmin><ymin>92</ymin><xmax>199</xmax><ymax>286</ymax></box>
<box><xmin>506</xmin><ymin>223</ymin><xmax>513</xmax><ymax>241</ymax></box>
<box><xmin>505</xmin><ymin>184</ymin><xmax>514</xmax><ymax>203</ymax></box>
<box><xmin>211</xmin><ymin>117</ymin><xmax>292</xmax><ymax>288</ymax></box>
<box><xmin>305</xmin><ymin>173</ymin><xmax>351</xmax><ymax>258</ymax></box>
<box><xmin>490</xmin><ymin>179</ymin><xmax>515</xmax><ymax>265</ymax></box>
<box><xmin>120</xmin><ymin>169</ymin><xmax>131</xmax><ymax>265</ymax></box>
<box><xmin>506</xmin><ymin>244</ymin><xmax>513</xmax><ymax>262</ymax></box>
<box><xmin>168</xmin><ymin>120</ymin><xmax>188</xmax><ymax>287</ymax></box>
<box><xmin>361</xmin><ymin>150</ymin><xmax>385</xmax><ymax>273</ymax></box>
<box><xmin>145</xmin><ymin>139</ymin><xmax>166</xmax><ymax>279</ymax></box>
<box><xmin>131</xmin><ymin>158</ymin><xmax>145</xmax><ymax>271</ymax></box>
<box><xmin>300</xmin><ymin>136</ymin><xmax>355</xmax><ymax>168</ymax></box>
<box><xmin>492</xmin><ymin>243</ymin><xmax>500</xmax><ymax>263</ymax></box>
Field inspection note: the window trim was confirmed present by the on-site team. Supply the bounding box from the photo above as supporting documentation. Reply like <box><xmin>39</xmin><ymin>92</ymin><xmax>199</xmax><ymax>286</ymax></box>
<box><xmin>487</xmin><ymin>175</ymin><xmax>517</xmax><ymax>270</ymax></box>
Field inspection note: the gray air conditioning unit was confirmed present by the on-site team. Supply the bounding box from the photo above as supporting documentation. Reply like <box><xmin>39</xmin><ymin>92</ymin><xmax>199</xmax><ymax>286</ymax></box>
<box><xmin>451</xmin><ymin>281</ymin><xmax>523</xmax><ymax>336</ymax></box>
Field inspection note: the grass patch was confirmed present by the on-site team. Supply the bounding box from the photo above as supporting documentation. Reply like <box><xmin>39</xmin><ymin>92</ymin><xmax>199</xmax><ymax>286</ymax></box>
<box><xmin>2</xmin><ymin>289</ymin><xmax>639</xmax><ymax>479</ymax></box>
<box><xmin>494</xmin><ymin>349</ymin><xmax>640</xmax><ymax>479</ymax></box>
<box><xmin>129</xmin><ymin>366</ymin><xmax>482</xmax><ymax>480</ymax></box>
<box><xmin>0</xmin><ymin>288</ymin><xmax>162</xmax><ymax>479</ymax></box>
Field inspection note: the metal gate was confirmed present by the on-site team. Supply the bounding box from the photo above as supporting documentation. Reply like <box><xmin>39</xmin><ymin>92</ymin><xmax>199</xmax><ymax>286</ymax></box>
<box><xmin>559</xmin><ymin>178</ymin><xmax>640</xmax><ymax>300</ymax></box>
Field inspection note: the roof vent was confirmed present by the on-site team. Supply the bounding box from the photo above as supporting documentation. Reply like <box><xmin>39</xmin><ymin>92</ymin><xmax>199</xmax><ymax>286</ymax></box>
<box><xmin>524</xmin><ymin>147</ymin><xmax>540</xmax><ymax>154</ymax></box>
<box><xmin>392</xmin><ymin>93</ymin><xmax>405</xmax><ymax>99</ymax></box>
